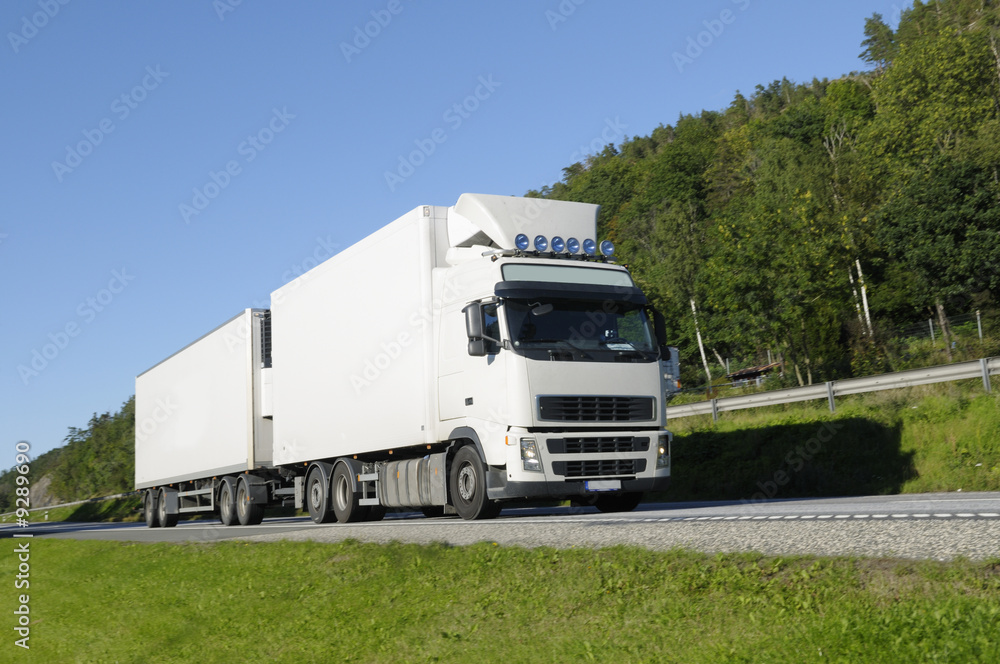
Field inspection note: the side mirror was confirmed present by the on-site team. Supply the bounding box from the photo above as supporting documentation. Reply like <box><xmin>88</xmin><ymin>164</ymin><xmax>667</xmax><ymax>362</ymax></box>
<box><xmin>463</xmin><ymin>302</ymin><xmax>485</xmax><ymax>339</ymax></box>
<box><xmin>652</xmin><ymin>310</ymin><xmax>667</xmax><ymax>347</ymax></box>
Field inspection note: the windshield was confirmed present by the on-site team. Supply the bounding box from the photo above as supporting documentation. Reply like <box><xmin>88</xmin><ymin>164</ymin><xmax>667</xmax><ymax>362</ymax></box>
<box><xmin>504</xmin><ymin>298</ymin><xmax>657</xmax><ymax>362</ymax></box>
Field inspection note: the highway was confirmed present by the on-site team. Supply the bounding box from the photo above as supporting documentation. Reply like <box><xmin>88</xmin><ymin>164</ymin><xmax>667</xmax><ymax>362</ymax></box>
<box><xmin>4</xmin><ymin>492</ymin><xmax>999</xmax><ymax>561</ymax></box>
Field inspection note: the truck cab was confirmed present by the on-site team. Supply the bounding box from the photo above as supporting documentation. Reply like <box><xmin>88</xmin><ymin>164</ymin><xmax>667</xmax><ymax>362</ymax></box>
<box><xmin>432</xmin><ymin>195</ymin><xmax>671</xmax><ymax>518</ymax></box>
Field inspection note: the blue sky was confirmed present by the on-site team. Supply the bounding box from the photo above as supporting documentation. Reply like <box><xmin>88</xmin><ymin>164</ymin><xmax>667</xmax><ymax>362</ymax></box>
<box><xmin>1</xmin><ymin>0</ymin><xmax>903</xmax><ymax>460</ymax></box>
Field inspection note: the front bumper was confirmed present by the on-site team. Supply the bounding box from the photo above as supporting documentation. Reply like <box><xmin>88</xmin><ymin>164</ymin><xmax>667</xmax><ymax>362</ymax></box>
<box><xmin>487</xmin><ymin>471</ymin><xmax>671</xmax><ymax>500</ymax></box>
<box><xmin>489</xmin><ymin>427</ymin><xmax>671</xmax><ymax>500</ymax></box>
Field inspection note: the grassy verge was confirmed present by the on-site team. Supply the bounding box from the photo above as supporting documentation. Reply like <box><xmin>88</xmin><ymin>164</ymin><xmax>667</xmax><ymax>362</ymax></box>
<box><xmin>662</xmin><ymin>380</ymin><xmax>1000</xmax><ymax>502</ymax></box>
<box><xmin>4</xmin><ymin>539</ymin><xmax>998</xmax><ymax>663</ymax></box>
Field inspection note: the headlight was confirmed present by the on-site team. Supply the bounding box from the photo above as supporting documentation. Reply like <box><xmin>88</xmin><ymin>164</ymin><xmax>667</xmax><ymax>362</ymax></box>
<box><xmin>520</xmin><ymin>438</ymin><xmax>542</xmax><ymax>472</ymax></box>
<box><xmin>656</xmin><ymin>435</ymin><xmax>670</xmax><ymax>470</ymax></box>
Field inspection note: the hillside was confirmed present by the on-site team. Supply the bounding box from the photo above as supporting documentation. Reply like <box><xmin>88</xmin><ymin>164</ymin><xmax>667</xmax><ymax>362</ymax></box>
<box><xmin>526</xmin><ymin>0</ymin><xmax>1000</xmax><ymax>388</ymax></box>
<box><xmin>1</xmin><ymin>398</ymin><xmax>134</xmax><ymax>511</ymax></box>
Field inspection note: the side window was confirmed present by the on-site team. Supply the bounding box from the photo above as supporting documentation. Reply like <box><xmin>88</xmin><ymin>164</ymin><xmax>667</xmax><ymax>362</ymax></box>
<box><xmin>483</xmin><ymin>303</ymin><xmax>501</xmax><ymax>354</ymax></box>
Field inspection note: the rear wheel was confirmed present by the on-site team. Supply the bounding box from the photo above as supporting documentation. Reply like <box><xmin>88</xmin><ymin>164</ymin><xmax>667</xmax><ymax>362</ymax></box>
<box><xmin>450</xmin><ymin>446</ymin><xmax>501</xmax><ymax>520</ymax></box>
<box><xmin>144</xmin><ymin>490</ymin><xmax>160</xmax><ymax>528</ymax></box>
<box><xmin>218</xmin><ymin>477</ymin><xmax>238</xmax><ymax>526</ymax></box>
<box><xmin>306</xmin><ymin>467</ymin><xmax>335</xmax><ymax>524</ymax></box>
<box><xmin>157</xmin><ymin>488</ymin><xmax>179</xmax><ymax>528</ymax></box>
<box><xmin>236</xmin><ymin>477</ymin><xmax>265</xmax><ymax>526</ymax></box>
<box><xmin>594</xmin><ymin>492</ymin><xmax>642</xmax><ymax>513</ymax></box>
<box><xmin>332</xmin><ymin>464</ymin><xmax>368</xmax><ymax>523</ymax></box>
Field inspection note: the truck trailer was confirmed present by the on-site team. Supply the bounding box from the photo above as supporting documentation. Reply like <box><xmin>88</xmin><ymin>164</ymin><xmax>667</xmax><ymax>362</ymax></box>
<box><xmin>135</xmin><ymin>193</ymin><xmax>673</xmax><ymax>526</ymax></box>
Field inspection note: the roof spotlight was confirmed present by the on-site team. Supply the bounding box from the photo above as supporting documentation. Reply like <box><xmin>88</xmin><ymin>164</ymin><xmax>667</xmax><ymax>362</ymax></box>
<box><xmin>566</xmin><ymin>237</ymin><xmax>580</xmax><ymax>254</ymax></box>
<box><xmin>515</xmin><ymin>234</ymin><xmax>530</xmax><ymax>251</ymax></box>
<box><xmin>533</xmin><ymin>235</ymin><xmax>548</xmax><ymax>252</ymax></box>
<box><xmin>582</xmin><ymin>238</ymin><xmax>597</xmax><ymax>256</ymax></box>
<box><xmin>551</xmin><ymin>236</ymin><xmax>565</xmax><ymax>253</ymax></box>
<box><xmin>600</xmin><ymin>240</ymin><xmax>615</xmax><ymax>257</ymax></box>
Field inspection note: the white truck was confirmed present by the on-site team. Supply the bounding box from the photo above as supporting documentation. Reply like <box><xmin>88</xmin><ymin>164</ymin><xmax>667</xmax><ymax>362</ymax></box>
<box><xmin>135</xmin><ymin>194</ymin><xmax>673</xmax><ymax>527</ymax></box>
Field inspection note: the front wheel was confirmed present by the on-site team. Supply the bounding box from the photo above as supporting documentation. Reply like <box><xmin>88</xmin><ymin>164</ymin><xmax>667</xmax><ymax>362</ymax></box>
<box><xmin>450</xmin><ymin>446</ymin><xmax>501</xmax><ymax>520</ymax></box>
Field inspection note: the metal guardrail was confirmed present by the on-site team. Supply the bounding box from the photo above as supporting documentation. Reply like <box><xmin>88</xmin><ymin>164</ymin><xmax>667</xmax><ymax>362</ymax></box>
<box><xmin>666</xmin><ymin>357</ymin><xmax>999</xmax><ymax>421</ymax></box>
<box><xmin>0</xmin><ymin>491</ymin><xmax>138</xmax><ymax>519</ymax></box>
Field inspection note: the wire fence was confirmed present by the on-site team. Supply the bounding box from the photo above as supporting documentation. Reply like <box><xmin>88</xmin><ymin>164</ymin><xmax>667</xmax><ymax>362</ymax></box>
<box><xmin>892</xmin><ymin>310</ymin><xmax>989</xmax><ymax>343</ymax></box>
<box><xmin>672</xmin><ymin>309</ymin><xmax>997</xmax><ymax>400</ymax></box>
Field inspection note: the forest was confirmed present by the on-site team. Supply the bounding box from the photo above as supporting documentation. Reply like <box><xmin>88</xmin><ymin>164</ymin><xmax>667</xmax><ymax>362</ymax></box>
<box><xmin>4</xmin><ymin>1</ymin><xmax>1000</xmax><ymax>508</ymax></box>
<box><xmin>527</xmin><ymin>0</ymin><xmax>1000</xmax><ymax>387</ymax></box>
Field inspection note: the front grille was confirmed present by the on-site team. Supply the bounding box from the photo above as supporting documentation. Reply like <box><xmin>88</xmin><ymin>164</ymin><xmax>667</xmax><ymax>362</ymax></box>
<box><xmin>538</xmin><ymin>396</ymin><xmax>654</xmax><ymax>422</ymax></box>
<box><xmin>547</xmin><ymin>437</ymin><xmax>650</xmax><ymax>454</ymax></box>
<box><xmin>552</xmin><ymin>459</ymin><xmax>645</xmax><ymax>478</ymax></box>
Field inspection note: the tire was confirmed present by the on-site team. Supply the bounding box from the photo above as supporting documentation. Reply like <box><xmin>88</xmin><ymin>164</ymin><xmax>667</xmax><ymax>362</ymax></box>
<box><xmin>332</xmin><ymin>463</ymin><xmax>367</xmax><ymax>523</ymax></box>
<box><xmin>144</xmin><ymin>490</ymin><xmax>160</xmax><ymax>528</ymax></box>
<box><xmin>218</xmin><ymin>477</ymin><xmax>238</xmax><ymax>526</ymax></box>
<box><xmin>236</xmin><ymin>477</ymin><xmax>265</xmax><ymax>526</ymax></box>
<box><xmin>306</xmin><ymin>467</ymin><xmax>335</xmax><ymax>524</ymax></box>
<box><xmin>450</xmin><ymin>446</ymin><xmax>501</xmax><ymax>520</ymax></box>
<box><xmin>420</xmin><ymin>506</ymin><xmax>445</xmax><ymax>519</ymax></box>
<box><xmin>594</xmin><ymin>492</ymin><xmax>642</xmax><ymax>514</ymax></box>
<box><xmin>157</xmin><ymin>488</ymin><xmax>179</xmax><ymax>528</ymax></box>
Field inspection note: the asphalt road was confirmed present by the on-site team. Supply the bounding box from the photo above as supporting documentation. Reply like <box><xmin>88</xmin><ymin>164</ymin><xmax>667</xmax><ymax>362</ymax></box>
<box><xmin>5</xmin><ymin>492</ymin><xmax>1000</xmax><ymax>561</ymax></box>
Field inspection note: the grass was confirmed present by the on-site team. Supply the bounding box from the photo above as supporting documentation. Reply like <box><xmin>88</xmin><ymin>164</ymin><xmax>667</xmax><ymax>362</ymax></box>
<box><xmin>4</xmin><ymin>539</ymin><xmax>999</xmax><ymax>663</ymax></box>
<box><xmin>662</xmin><ymin>380</ymin><xmax>1000</xmax><ymax>501</ymax></box>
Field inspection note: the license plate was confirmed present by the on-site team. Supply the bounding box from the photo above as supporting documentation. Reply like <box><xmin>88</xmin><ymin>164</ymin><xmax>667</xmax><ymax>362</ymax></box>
<box><xmin>585</xmin><ymin>480</ymin><xmax>621</xmax><ymax>492</ymax></box>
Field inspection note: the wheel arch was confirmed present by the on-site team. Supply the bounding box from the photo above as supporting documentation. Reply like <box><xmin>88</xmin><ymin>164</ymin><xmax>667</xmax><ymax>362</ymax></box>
<box><xmin>447</xmin><ymin>427</ymin><xmax>489</xmax><ymax>465</ymax></box>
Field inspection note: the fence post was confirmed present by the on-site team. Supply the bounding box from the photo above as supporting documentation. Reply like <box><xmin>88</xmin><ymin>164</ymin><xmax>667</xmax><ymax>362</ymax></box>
<box><xmin>977</xmin><ymin>310</ymin><xmax>983</xmax><ymax>341</ymax></box>
<box><xmin>826</xmin><ymin>381</ymin><xmax>836</xmax><ymax>412</ymax></box>
<box><xmin>982</xmin><ymin>358</ymin><xmax>992</xmax><ymax>394</ymax></box>
<box><xmin>929</xmin><ymin>319</ymin><xmax>935</xmax><ymax>343</ymax></box>
<box><xmin>711</xmin><ymin>398</ymin><xmax>719</xmax><ymax>423</ymax></box>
